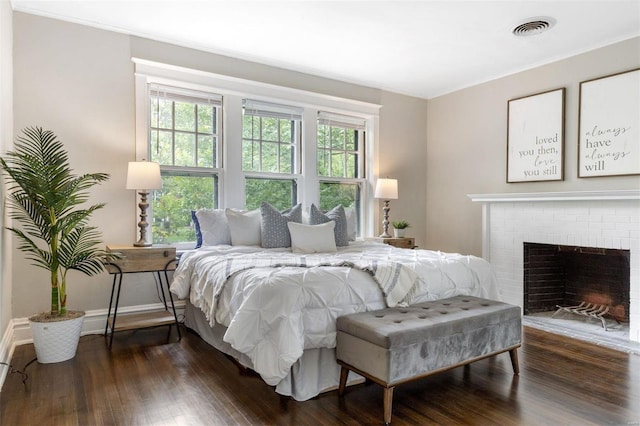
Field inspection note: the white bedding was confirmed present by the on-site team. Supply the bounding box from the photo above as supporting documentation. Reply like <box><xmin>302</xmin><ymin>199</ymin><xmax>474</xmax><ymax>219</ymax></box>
<box><xmin>170</xmin><ymin>241</ymin><xmax>498</xmax><ymax>390</ymax></box>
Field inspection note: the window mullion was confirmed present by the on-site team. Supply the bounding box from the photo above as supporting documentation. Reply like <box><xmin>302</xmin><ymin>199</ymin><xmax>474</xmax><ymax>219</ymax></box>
<box><xmin>171</xmin><ymin>101</ymin><xmax>176</xmax><ymax>166</ymax></box>
<box><xmin>259</xmin><ymin>117</ymin><xmax>264</xmax><ymax>172</ymax></box>
<box><xmin>277</xmin><ymin>122</ymin><xmax>281</xmax><ymax>173</ymax></box>
<box><xmin>359</xmin><ymin>131</ymin><xmax>366</xmax><ymax>179</ymax></box>
<box><xmin>343</xmin><ymin>132</ymin><xmax>347</xmax><ymax>178</ymax></box>
<box><xmin>292</xmin><ymin>121</ymin><xmax>298</xmax><ymax>175</ymax></box>
<box><xmin>328</xmin><ymin>125</ymin><xmax>333</xmax><ymax>177</ymax></box>
<box><xmin>194</xmin><ymin>104</ymin><xmax>199</xmax><ymax>167</ymax></box>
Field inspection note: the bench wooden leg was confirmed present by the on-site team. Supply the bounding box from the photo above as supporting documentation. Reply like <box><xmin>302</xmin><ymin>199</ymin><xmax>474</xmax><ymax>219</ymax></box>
<box><xmin>383</xmin><ymin>386</ymin><xmax>394</xmax><ymax>425</ymax></box>
<box><xmin>338</xmin><ymin>366</ymin><xmax>349</xmax><ymax>396</ymax></box>
<box><xmin>509</xmin><ymin>348</ymin><xmax>520</xmax><ymax>375</ymax></box>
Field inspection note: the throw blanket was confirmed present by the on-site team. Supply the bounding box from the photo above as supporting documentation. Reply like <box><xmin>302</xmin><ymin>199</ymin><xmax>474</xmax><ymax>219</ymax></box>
<box><xmin>187</xmin><ymin>254</ymin><xmax>417</xmax><ymax>327</ymax></box>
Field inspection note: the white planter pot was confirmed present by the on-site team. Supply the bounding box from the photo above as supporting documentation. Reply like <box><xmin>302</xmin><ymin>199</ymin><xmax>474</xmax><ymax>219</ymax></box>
<box><xmin>29</xmin><ymin>311</ymin><xmax>85</xmax><ymax>363</ymax></box>
<box><xmin>393</xmin><ymin>228</ymin><xmax>406</xmax><ymax>238</ymax></box>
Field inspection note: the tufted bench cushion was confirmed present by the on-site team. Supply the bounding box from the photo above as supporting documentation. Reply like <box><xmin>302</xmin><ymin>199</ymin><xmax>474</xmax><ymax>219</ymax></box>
<box><xmin>336</xmin><ymin>295</ymin><xmax>522</xmax><ymax>424</ymax></box>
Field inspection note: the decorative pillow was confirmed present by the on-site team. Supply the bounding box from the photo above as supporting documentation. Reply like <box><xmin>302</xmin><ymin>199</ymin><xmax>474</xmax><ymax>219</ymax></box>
<box><xmin>191</xmin><ymin>210</ymin><xmax>203</xmax><ymax>248</ymax></box>
<box><xmin>194</xmin><ymin>208</ymin><xmax>231</xmax><ymax>247</ymax></box>
<box><xmin>288</xmin><ymin>221</ymin><xmax>337</xmax><ymax>254</ymax></box>
<box><xmin>344</xmin><ymin>207</ymin><xmax>357</xmax><ymax>241</ymax></box>
<box><xmin>226</xmin><ymin>208</ymin><xmax>262</xmax><ymax>246</ymax></box>
<box><xmin>260</xmin><ymin>202</ymin><xmax>302</xmax><ymax>248</ymax></box>
<box><xmin>309</xmin><ymin>204</ymin><xmax>349</xmax><ymax>246</ymax></box>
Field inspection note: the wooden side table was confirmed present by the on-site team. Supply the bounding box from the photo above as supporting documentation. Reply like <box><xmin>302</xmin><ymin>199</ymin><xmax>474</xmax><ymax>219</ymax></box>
<box><xmin>104</xmin><ymin>245</ymin><xmax>181</xmax><ymax>348</ymax></box>
<box><xmin>367</xmin><ymin>237</ymin><xmax>417</xmax><ymax>249</ymax></box>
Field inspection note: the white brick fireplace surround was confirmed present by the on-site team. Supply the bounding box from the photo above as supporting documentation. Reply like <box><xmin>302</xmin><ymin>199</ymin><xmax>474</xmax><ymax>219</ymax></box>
<box><xmin>469</xmin><ymin>190</ymin><xmax>640</xmax><ymax>343</ymax></box>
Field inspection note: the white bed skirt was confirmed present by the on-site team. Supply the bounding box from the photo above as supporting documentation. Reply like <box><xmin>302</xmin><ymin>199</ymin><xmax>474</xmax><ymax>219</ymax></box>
<box><xmin>184</xmin><ymin>300</ymin><xmax>364</xmax><ymax>401</ymax></box>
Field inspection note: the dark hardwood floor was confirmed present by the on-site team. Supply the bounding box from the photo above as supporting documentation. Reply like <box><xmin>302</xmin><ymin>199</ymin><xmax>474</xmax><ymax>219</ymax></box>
<box><xmin>1</xmin><ymin>325</ymin><xmax>638</xmax><ymax>425</ymax></box>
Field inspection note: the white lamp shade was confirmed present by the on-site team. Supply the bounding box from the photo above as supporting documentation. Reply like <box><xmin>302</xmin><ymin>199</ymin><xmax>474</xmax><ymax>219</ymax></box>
<box><xmin>374</xmin><ymin>178</ymin><xmax>398</xmax><ymax>200</ymax></box>
<box><xmin>126</xmin><ymin>161</ymin><xmax>162</xmax><ymax>190</ymax></box>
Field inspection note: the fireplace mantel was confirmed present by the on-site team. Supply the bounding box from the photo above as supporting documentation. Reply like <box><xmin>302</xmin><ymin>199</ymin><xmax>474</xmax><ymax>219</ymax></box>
<box><xmin>468</xmin><ymin>190</ymin><xmax>640</xmax><ymax>203</ymax></box>
<box><xmin>468</xmin><ymin>190</ymin><xmax>640</xmax><ymax>260</ymax></box>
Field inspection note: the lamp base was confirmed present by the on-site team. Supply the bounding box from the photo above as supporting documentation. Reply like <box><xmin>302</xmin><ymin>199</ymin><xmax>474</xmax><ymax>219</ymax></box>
<box><xmin>380</xmin><ymin>200</ymin><xmax>392</xmax><ymax>239</ymax></box>
<box><xmin>133</xmin><ymin>240</ymin><xmax>152</xmax><ymax>247</ymax></box>
<box><xmin>134</xmin><ymin>190</ymin><xmax>152</xmax><ymax>248</ymax></box>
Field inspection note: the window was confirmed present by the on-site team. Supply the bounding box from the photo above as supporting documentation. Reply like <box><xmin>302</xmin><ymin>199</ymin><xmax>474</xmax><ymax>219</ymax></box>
<box><xmin>317</xmin><ymin>112</ymin><xmax>364</xmax><ymax>179</ymax></box>
<box><xmin>136</xmin><ymin>58</ymin><xmax>380</xmax><ymax>246</ymax></box>
<box><xmin>148</xmin><ymin>84</ymin><xmax>223</xmax><ymax>244</ymax></box>
<box><xmin>317</xmin><ymin>112</ymin><xmax>366</xmax><ymax>236</ymax></box>
<box><xmin>242</xmin><ymin>99</ymin><xmax>302</xmax><ymax>209</ymax></box>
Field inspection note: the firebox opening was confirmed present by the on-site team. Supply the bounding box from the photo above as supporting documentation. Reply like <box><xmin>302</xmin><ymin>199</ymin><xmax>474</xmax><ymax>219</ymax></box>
<box><xmin>523</xmin><ymin>242</ymin><xmax>630</xmax><ymax>324</ymax></box>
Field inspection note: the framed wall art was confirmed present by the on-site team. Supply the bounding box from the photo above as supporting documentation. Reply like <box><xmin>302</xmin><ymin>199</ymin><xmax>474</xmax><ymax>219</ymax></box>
<box><xmin>507</xmin><ymin>88</ymin><xmax>565</xmax><ymax>183</ymax></box>
<box><xmin>578</xmin><ymin>68</ymin><xmax>640</xmax><ymax>177</ymax></box>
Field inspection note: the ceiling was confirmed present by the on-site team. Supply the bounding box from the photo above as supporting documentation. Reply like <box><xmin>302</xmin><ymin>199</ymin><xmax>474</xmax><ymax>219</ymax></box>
<box><xmin>11</xmin><ymin>1</ymin><xmax>640</xmax><ymax>99</ymax></box>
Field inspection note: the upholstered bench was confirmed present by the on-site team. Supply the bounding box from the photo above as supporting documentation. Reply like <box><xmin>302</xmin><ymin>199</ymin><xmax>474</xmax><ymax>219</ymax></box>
<box><xmin>336</xmin><ymin>295</ymin><xmax>522</xmax><ymax>424</ymax></box>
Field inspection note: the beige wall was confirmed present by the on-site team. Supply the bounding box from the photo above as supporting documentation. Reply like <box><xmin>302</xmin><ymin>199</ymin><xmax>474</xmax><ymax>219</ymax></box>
<box><xmin>12</xmin><ymin>13</ymin><xmax>137</xmax><ymax>318</ymax></box>
<box><xmin>377</xmin><ymin>91</ymin><xmax>428</xmax><ymax>244</ymax></box>
<box><xmin>426</xmin><ymin>37</ymin><xmax>640</xmax><ymax>257</ymax></box>
<box><xmin>10</xmin><ymin>12</ymin><xmax>428</xmax><ymax>318</ymax></box>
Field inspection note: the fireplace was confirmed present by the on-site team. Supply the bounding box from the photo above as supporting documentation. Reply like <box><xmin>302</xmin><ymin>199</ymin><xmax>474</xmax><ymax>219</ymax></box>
<box><xmin>523</xmin><ymin>242</ymin><xmax>630</xmax><ymax>324</ymax></box>
<box><xmin>469</xmin><ymin>190</ymin><xmax>640</xmax><ymax>343</ymax></box>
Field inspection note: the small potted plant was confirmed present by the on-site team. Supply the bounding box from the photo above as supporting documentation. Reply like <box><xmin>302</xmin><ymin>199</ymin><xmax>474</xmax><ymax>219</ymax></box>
<box><xmin>392</xmin><ymin>220</ymin><xmax>410</xmax><ymax>238</ymax></box>
<box><xmin>0</xmin><ymin>127</ymin><xmax>114</xmax><ymax>363</ymax></box>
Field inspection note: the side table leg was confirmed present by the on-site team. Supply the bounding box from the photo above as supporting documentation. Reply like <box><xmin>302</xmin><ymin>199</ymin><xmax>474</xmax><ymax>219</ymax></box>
<box><xmin>157</xmin><ymin>271</ymin><xmax>168</xmax><ymax>309</ymax></box>
<box><xmin>164</xmin><ymin>269</ymin><xmax>182</xmax><ymax>340</ymax></box>
<box><xmin>109</xmin><ymin>273</ymin><xmax>124</xmax><ymax>349</ymax></box>
<box><xmin>105</xmin><ymin>273</ymin><xmax>118</xmax><ymax>337</ymax></box>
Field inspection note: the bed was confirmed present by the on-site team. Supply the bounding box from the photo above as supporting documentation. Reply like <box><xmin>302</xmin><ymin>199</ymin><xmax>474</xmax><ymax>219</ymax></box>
<box><xmin>170</xmin><ymin>240</ymin><xmax>498</xmax><ymax>401</ymax></box>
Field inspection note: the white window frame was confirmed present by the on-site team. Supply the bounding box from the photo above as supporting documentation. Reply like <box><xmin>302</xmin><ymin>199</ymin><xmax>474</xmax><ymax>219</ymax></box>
<box><xmin>139</xmin><ymin>82</ymin><xmax>224</xmax><ymax>248</ymax></box>
<box><xmin>133</xmin><ymin>58</ymin><xmax>381</xmax><ymax>243</ymax></box>
<box><xmin>316</xmin><ymin>111</ymin><xmax>368</xmax><ymax>237</ymax></box>
<box><xmin>241</xmin><ymin>99</ymin><xmax>303</xmax><ymax>209</ymax></box>
<box><xmin>317</xmin><ymin>111</ymin><xmax>367</xmax><ymax>180</ymax></box>
<box><xmin>149</xmin><ymin>83</ymin><xmax>223</xmax><ymax>172</ymax></box>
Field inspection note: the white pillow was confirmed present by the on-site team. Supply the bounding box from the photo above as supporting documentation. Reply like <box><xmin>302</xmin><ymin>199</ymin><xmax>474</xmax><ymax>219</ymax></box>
<box><xmin>288</xmin><ymin>221</ymin><xmax>337</xmax><ymax>254</ymax></box>
<box><xmin>226</xmin><ymin>208</ymin><xmax>262</xmax><ymax>246</ymax></box>
<box><xmin>195</xmin><ymin>209</ymin><xmax>231</xmax><ymax>246</ymax></box>
<box><xmin>309</xmin><ymin>204</ymin><xmax>349</xmax><ymax>246</ymax></box>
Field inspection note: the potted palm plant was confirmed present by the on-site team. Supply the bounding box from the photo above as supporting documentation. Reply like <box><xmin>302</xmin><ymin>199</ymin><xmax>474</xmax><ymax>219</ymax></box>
<box><xmin>0</xmin><ymin>127</ymin><xmax>113</xmax><ymax>363</ymax></box>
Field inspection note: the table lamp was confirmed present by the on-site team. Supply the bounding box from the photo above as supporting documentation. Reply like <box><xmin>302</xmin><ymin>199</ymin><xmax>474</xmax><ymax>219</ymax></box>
<box><xmin>374</xmin><ymin>178</ymin><xmax>398</xmax><ymax>238</ymax></box>
<box><xmin>126</xmin><ymin>160</ymin><xmax>162</xmax><ymax>247</ymax></box>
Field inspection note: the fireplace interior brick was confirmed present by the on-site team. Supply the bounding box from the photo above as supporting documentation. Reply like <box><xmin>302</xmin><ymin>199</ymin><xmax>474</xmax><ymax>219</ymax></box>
<box><xmin>524</xmin><ymin>242</ymin><xmax>630</xmax><ymax>322</ymax></box>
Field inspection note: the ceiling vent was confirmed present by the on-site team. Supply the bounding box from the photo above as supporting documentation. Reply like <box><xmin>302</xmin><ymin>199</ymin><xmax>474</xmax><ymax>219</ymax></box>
<box><xmin>512</xmin><ymin>17</ymin><xmax>556</xmax><ymax>37</ymax></box>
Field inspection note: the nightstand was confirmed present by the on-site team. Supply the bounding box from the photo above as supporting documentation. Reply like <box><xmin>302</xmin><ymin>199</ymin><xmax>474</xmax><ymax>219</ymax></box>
<box><xmin>367</xmin><ymin>237</ymin><xmax>417</xmax><ymax>249</ymax></box>
<box><xmin>104</xmin><ymin>245</ymin><xmax>181</xmax><ymax>348</ymax></box>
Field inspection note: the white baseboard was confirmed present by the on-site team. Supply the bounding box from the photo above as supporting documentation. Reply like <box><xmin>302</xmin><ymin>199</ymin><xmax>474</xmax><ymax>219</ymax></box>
<box><xmin>12</xmin><ymin>300</ymin><xmax>186</xmax><ymax>343</ymax></box>
<box><xmin>0</xmin><ymin>300</ymin><xmax>185</xmax><ymax>391</ymax></box>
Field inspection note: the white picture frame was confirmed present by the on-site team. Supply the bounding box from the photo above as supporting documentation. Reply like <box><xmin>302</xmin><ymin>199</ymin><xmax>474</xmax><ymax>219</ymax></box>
<box><xmin>578</xmin><ymin>68</ymin><xmax>640</xmax><ymax>178</ymax></box>
<box><xmin>507</xmin><ymin>88</ymin><xmax>565</xmax><ymax>183</ymax></box>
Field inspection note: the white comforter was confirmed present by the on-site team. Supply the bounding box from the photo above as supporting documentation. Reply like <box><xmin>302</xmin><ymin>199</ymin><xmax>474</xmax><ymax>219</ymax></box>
<box><xmin>170</xmin><ymin>241</ymin><xmax>498</xmax><ymax>386</ymax></box>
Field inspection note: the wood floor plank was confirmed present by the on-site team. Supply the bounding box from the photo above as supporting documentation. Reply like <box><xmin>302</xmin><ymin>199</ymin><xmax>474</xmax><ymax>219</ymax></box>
<box><xmin>1</xmin><ymin>326</ymin><xmax>638</xmax><ymax>425</ymax></box>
